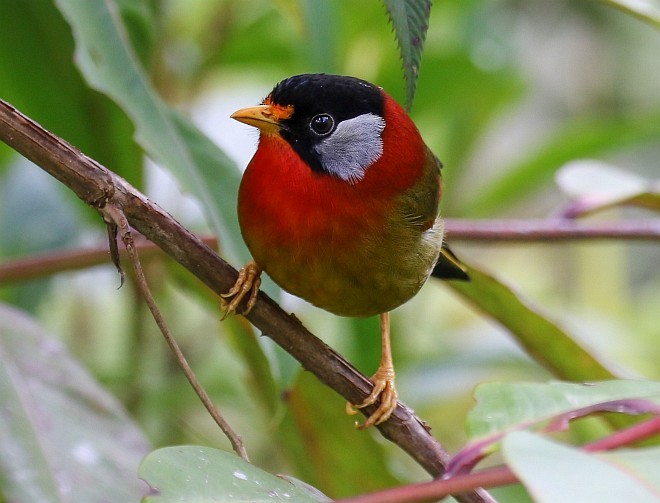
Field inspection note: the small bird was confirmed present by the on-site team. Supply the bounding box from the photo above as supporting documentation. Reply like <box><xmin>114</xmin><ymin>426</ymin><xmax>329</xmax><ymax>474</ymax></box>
<box><xmin>223</xmin><ymin>74</ymin><xmax>468</xmax><ymax>429</ymax></box>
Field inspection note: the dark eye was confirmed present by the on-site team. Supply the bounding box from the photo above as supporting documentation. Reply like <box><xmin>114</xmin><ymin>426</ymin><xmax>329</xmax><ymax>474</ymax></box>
<box><xmin>310</xmin><ymin>114</ymin><xmax>335</xmax><ymax>135</ymax></box>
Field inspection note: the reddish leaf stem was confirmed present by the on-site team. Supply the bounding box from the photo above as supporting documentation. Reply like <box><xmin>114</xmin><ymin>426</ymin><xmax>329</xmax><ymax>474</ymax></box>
<box><xmin>337</xmin><ymin>415</ymin><xmax>660</xmax><ymax>503</ymax></box>
<box><xmin>335</xmin><ymin>466</ymin><xmax>517</xmax><ymax>503</ymax></box>
<box><xmin>583</xmin><ymin>416</ymin><xmax>660</xmax><ymax>453</ymax></box>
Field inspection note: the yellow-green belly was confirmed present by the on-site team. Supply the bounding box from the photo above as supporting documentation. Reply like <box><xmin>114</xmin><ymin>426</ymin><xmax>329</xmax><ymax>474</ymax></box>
<box><xmin>247</xmin><ymin>217</ymin><xmax>444</xmax><ymax>317</ymax></box>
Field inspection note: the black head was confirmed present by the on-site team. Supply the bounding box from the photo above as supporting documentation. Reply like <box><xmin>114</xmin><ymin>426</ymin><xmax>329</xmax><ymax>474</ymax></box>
<box><xmin>265</xmin><ymin>74</ymin><xmax>386</xmax><ymax>183</ymax></box>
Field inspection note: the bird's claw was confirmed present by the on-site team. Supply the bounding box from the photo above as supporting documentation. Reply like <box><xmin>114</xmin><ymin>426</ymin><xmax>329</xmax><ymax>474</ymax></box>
<box><xmin>220</xmin><ymin>260</ymin><xmax>262</xmax><ymax>320</ymax></box>
<box><xmin>346</xmin><ymin>366</ymin><xmax>398</xmax><ymax>429</ymax></box>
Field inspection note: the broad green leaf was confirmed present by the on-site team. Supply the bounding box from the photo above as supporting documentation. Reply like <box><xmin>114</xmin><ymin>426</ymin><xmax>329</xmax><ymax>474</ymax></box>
<box><xmin>346</xmin><ymin>315</ymin><xmax>382</xmax><ymax>375</ymax></box>
<box><xmin>54</xmin><ymin>0</ymin><xmax>245</xmax><ymax>263</ymax></box>
<box><xmin>0</xmin><ymin>162</ymin><xmax>82</xmax><ymax>309</ymax></box>
<box><xmin>468</xmin><ymin>380</ymin><xmax>660</xmax><ymax>439</ymax></box>
<box><xmin>300</xmin><ymin>0</ymin><xmax>339</xmax><ymax>72</ymax></box>
<box><xmin>114</xmin><ymin>0</ymin><xmax>157</xmax><ymax>68</ymax></box>
<box><xmin>139</xmin><ymin>446</ymin><xmax>330</xmax><ymax>502</ymax></box>
<box><xmin>447</xmin><ymin>264</ymin><xmax>615</xmax><ymax>382</ymax></box>
<box><xmin>412</xmin><ymin>54</ymin><xmax>524</xmax><ymax>208</ymax></box>
<box><xmin>282</xmin><ymin>371</ymin><xmax>401</xmax><ymax>498</ymax></box>
<box><xmin>598</xmin><ymin>0</ymin><xmax>660</xmax><ymax>27</ymax></box>
<box><xmin>0</xmin><ymin>304</ymin><xmax>150</xmax><ymax>503</ymax></box>
<box><xmin>0</xmin><ymin>0</ymin><xmax>141</xmax><ymax>185</ymax></box>
<box><xmin>464</xmin><ymin>114</ymin><xmax>660</xmax><ymax>217</ymax></box>
<box><xmin>600</xmin><ymin>446</ymin><xmax>660</xmax><ymax>493</ymax></box>
<box><xmin>224</xmin><ymin>316</ymin><xmax>280</xmax><ymax>418</ymax></box>
<box><xmin>383</xmin><ymin>0</ymin><xmax>432</xmax><ymax>109</ymax></box>
<box><xmin>503</xmin><ymin>431</ymin><xmax>660</xmax><ymax>503</ymax></box>
<box><xmin>556</xmin><ymin>160</ymin><xmax>660</xmax><ymax>215</ymax></box>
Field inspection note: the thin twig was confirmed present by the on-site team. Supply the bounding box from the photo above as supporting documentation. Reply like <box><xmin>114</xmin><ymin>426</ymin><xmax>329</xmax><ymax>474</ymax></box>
<box><xmin>444</xmin><ymin>218</ymin><xmax>660</xmax><ymax>242</ymax></box>
<box><xmin>0</xmin><ymin>96</ymin><xmax>497</xmax><ymax>503</ymax></box>
<box><xmin>0</xmin><ymin>236</ymin><xmax>218</xmax><ymax>284</ymax></box>
<box><xmin>101</xmin><ymin>203</ymin><xmax>249</xmax><ymax>462</ymax></box>
<box><xmin>2</xmin><ymin>213</ymin><xmax>659</xmax><ymax>284</ymax></box>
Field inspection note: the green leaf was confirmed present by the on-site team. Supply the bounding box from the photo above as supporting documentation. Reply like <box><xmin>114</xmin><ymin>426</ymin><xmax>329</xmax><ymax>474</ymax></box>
<box><xmin>139</xmin><ymin>446</ymin><xmax>330</xmax><ymax>502</ymax></box>
<box><xmin>283</xmin><ymin>371</ymin><xmax>401</xmax><ymax>497</ymax></box>
<box><xmin>600</xmin><ymin>446</ymin><xmax>660</xmax><ymax>493</ymax></box>
<box><xmin>382</xmin><ymin>0</ymin><xmax>432</xmax><ymax>109</ymax></box>
<box><xmin>224</xmin><ymin>317</ymin><xmax>281</xmax><ymax>418</ymax></box>
<box><xmin>54</xmin><ymin>0</ymin><xmax>245</xmax><ymax>263</ymax></box>
<box><xmin>556</xmin><ymin>160</ymin><xmax>660</xmax><ymax>216</ymax></box>
<box><xmin>468</xmin><ymin>380</ymin><xmax>660</xmax><ymax>439</ymax></box>
<box><xmin>346</xmin><ymin>315</ymin><xmax>383</xmax><ymax>374</ymax></box>
<box><xmin>300</xmin><ymin>0</ymin><xmax>339</xmax><ymax>72</ymax></box>
<box><xmin>447</xmin><ymin>264</ymin><xmax>615</xmax><ymax>382</ymax></box>
<box><xmin>503</xmin><ymin>431</ymin><xmax>660</xmax><ymax>503</ymax></box>
<box><xmin>0</xmin><ymin>0</ymin><xmax>141</xmax><ymax>185</ymax></box>
<box><xmin>598</xmin><ymin>0</ymin><xmax>660</xmax><ymax>28</ymax></box>
<box><xmin>114</xmin><ymin>0</ymin><xmax>157</xmax><ymax>68</ymax></box>
<box><xmin>464</xmin><ymin>113</ymin><xmax>660</xmax><ymax>217</ymax></box>
<box><xmin>0</xmin><ymin>163</ymin><xmax>83</xmax><ymax>309</ymax></box>
<box><xmin>0</xmin><ymin>304</ymin><xmax>150</xmax><ymax>503</ymax></box>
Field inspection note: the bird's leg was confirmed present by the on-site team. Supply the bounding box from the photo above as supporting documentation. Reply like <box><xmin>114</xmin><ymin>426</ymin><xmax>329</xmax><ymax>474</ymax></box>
<box><xmin>347</xmin><ymin>312</ymin><xmax>399</xmax><ymax>429</ymax></box>
<box><xmin>220</xmin><ymin>259</ymin><xmax>262</xmax><ymax>320</ymax></box>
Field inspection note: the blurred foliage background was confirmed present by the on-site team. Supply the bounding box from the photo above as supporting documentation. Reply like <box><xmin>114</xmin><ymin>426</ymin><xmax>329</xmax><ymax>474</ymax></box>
<box><xmin>0</xmin><ymin>0</ymin><xmax>658</xmax><ymax>501</ymax></box>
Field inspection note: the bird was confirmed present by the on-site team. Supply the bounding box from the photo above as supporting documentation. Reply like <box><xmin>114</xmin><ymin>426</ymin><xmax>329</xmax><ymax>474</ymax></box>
<box><xmin>222</xmin><ymin>73</ymin><xmax>468</xmax><ymax>429</ymax></box>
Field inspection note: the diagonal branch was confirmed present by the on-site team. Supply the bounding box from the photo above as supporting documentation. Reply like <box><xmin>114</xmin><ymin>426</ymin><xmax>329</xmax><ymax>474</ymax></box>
<box><xmin>0</xmin><ymin>100</ymin><xmax>494</xmax><ymax>503</ymax></box>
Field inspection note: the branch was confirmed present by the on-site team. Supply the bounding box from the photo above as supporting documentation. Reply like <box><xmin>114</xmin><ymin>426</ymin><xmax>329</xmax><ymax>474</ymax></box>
<box><xmin>3</xmin><ymin>213</ymin><xmax>658</xmax><ymax>284</ymax></box>
<box><xmin>444</xmin><ymin>218</ymin><xmax>660</xmax><ymax>242</ymax></box>
<box><xmin>335</xmin><ymin>466</ymin><xmax>517</xmax><ymax>503</ymax></box>
<box><xmin>0</xmin><ymin>236</ymin><xmax>218</xmax><ymax>284</ymax></box>
<box><xmin>0</xmin><ymin>100</ymin><xmax>494</xmax><ymax>503</ymax></box>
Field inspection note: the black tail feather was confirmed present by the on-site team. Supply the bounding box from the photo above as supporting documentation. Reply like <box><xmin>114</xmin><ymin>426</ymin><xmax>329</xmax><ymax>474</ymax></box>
<box><xmin>432</xmin><ymin>245</ymin><xmax>470</xmax><ymax>281</ymax></box>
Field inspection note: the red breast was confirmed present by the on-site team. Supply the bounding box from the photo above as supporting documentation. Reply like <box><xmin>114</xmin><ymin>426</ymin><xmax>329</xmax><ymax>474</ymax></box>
<box><xmin>238</xmin><ymin>93</ymin><xmax>433</xmax><ymax>249</ymax></box>
<box><xmin>231</xmin><ymin>74</ymin><xmax>444</xmax><ymax>316</ymax></box>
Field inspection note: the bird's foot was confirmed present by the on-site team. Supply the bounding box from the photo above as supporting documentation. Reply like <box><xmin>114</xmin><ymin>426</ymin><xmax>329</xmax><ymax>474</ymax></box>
<box><xmin>220</xmin><ymin>260</ymin><xmax>262</xmax><ymax>320</ymax></box>
<box><xmin>346</xmin><ymin>366</ymin><xmax>398</xmax><ymax>429</ymax></box>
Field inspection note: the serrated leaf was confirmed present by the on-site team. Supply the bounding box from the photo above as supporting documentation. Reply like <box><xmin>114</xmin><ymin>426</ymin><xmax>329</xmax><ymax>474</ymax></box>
<box><xmin>599</xmin><ymin>0</ymin><xmax>660</xmax><ymax>28</ymax></box>
<box><xmin>54</xmin><ymin>0</ymin><xmax>245</xmax><ymax>263</ymax></box>
<box><xmin>468</xmin><ymin>380</ymin><xmax>660</xmax><ymax>439</ymax></box>
<box><xmin>301</xmin><ymin>0</ymin><xmax>339</xmax><ymax>72</ymax></box>
<box><xmin>446</xmin><ymin>264</ymin><xmax>615</xmax><ymax>382</ymax></box>
<box><xmin>383</xmin><ymin>0</ymin><xmax>432</xmax><ymax>109</ymax></box>
<box><xmin>0</xmin><ymin>304</ymin><xmax>150</xmax><ymax>503</ymax></box>
<box><xmin>139</xmin><ymin>446</ymin><xmax>330</xmax><ymax>502</ymax></box>
<box><xmin>503</xmin><ymin>431</ymin><xmax>660</xmax><ymax>503</ymax></box>
<box><xmin>556</xmin><ymin>160</ymin><xmax>660</xmax><ymax>216</ymax></box>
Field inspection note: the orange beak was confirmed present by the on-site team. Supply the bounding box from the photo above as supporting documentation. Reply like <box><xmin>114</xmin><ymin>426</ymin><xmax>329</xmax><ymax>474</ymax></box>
<box><xmin>230</xmin><ymin>104</ymin><xmax>294</xmax><ymax>133</ymax></box>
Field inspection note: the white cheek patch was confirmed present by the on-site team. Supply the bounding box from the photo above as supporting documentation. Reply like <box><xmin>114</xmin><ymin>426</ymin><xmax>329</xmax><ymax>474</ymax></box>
<box><xmin>313</xmin><ymin>113</ymin><xmax>386</xmax><ymax>184</ymax></box>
